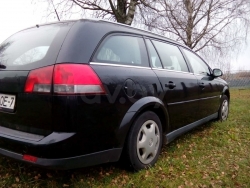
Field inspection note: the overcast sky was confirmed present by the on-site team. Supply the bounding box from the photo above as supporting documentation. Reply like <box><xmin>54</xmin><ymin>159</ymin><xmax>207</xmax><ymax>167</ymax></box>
<box><xmin>0</xmin><ymin>0</ymin><xmax>249</xmax><ymax>70</ymax></box>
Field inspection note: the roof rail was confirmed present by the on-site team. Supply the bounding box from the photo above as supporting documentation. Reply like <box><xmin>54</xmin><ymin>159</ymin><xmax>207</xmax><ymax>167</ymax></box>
<box><xmin>98</xmin><ymin>19</ymin><xmax>182</xmax><ymax>46</ymax></box>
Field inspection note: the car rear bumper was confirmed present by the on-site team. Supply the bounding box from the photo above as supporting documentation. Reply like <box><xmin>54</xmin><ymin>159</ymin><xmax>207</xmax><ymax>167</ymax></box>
<box><xmin>0</xmin><ymin>128</ymin><xmax>122</xmax><ymax>169</ymax></box>
<box><xmin>0</xmin><ymin>147</ymin><xmax>122</xmax><ymax>170</ymax></box>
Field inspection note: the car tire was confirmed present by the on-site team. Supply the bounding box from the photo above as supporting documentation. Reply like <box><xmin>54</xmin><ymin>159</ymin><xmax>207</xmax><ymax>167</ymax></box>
<box><xmin>125</xmin><ymin>111</ymin><xmax>163</xmax><ymax>171</ymax></box>
<box><xmin>218</xmin><ymin>95</ymin><xmax>229</xmax><ymax>121</ymax></box>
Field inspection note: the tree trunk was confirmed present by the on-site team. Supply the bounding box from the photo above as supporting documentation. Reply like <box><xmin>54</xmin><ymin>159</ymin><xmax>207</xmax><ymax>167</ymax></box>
<box><xmin>116</xmin><ymin>0</ymin><xmax>127</xmax><ymax>23</ymax></box>
<box><xmin>113</xmin><ymin>0</ymin><xmax>138</xmax><ymax>25</ymax></box>
<box><xmin>184</xmin><ymin>0</ymin><xmax>193</xmax><ymax>48</ymax></box>
<box><xmin>125</xmin><ymin>0</ymin><xmax>137</xmax><ymax>25</ymax></box>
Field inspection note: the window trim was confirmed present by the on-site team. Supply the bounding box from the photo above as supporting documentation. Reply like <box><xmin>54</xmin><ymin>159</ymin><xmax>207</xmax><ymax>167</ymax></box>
<box><xmin>144</xmin><ymin>38</ymin><xmax>163</xmax><ymax>69</ymax></box>
<box><xmin>152</xmin><ymin>67</ymin><xmax>194</xmax><ymax>75</ymax></box>
<box><xmin>90</xmin><ymin>62</ymin><xmax>152</xmax><ymax>69</ymax></box>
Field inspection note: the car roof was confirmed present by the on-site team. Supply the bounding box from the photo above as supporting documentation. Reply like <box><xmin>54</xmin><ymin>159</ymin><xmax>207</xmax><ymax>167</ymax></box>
<box><xmin>24</xmin><ymin>18</ymin><xmax>188</xmax><ymax>49</ymax></box>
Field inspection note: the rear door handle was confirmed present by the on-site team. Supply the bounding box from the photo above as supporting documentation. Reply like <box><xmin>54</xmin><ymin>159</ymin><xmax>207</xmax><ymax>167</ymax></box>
<box><xmin>165</xmin><ymin>82</ymin><xmax>176</xmax><ymax>89</ymax></box>
<box><xmin>199</xmin><ymin>82</ymin><xmax>205</xmax><ymax>88</ymax></box>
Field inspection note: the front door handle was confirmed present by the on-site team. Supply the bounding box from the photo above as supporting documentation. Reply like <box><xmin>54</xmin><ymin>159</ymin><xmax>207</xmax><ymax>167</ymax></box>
<box><xmin>165</xmin><ymin>82</ymin><xmax>176</xmax><ymax>89</ymax></box>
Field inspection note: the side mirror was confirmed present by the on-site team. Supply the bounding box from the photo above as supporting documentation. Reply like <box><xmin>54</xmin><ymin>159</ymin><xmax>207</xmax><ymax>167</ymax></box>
<box><xmin>212</xmin><ymin>68</ymin><xmax>223</xmax><ymax>77</ymax></box>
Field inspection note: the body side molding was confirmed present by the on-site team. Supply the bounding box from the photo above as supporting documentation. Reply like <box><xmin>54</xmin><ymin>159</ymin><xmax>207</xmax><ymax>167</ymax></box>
<box><xmin>165</xmin><ymin>113</ymin><xmax>218</xmax><ymax>144</ymax></box>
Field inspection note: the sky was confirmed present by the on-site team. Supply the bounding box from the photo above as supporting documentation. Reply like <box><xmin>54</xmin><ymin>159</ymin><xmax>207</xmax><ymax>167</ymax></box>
<box><xmin>0</xmin><ymin>0</ymin><xmax>249</xmax><ymax>71</ymax></box>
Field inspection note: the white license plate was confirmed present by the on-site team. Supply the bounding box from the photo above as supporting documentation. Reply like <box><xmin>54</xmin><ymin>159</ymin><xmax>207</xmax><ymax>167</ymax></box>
<box><xmin>0</xmin><ymin>93</ymin><xmax>16</xmax><ymax>110</ymax></box>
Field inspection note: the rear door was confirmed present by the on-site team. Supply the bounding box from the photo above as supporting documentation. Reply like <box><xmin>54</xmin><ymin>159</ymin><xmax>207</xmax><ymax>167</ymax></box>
<box><xmin>146</xmin><ymin>39</ymin><xmax>200</xmax><ymax>131</ymax></box>
<box><xmin>181</xmin><ymin>48</ymin><xmax>221</xmax><ymax>119</ymax></box>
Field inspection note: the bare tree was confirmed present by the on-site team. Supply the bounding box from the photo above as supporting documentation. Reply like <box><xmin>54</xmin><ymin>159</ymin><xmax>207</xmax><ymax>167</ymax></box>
<box><xmin>143</xmin><ymin>0</ymin><xmax>250</xmax><ymax>69</ymax></box>
<box><xmin>39</xmin><ymin>0</ymin><xmax>250</xmax><ymax>70</ymax></box>
<box><xmin>41</xmin><ymin>0</ymin><xmax>157</xmax><ymax>25</ymax></box>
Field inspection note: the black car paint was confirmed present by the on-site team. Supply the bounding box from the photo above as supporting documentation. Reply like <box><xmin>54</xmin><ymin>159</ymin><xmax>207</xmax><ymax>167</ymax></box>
<box><xmin>152</xmin><ymin>69</ymin><xmax>201</xmax><ymax>131</ymax></box>
<box><xmin>0</xmin><ymin>19</ymin><xmax>229</xmax><ymax>169</ymax></box>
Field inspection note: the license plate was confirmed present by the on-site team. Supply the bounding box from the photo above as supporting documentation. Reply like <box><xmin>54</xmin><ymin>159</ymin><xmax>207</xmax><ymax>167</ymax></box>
<box><xmin>0</xmin><ymin>93</ymin><xmax>16</xmax><ymax>110</ymax></box>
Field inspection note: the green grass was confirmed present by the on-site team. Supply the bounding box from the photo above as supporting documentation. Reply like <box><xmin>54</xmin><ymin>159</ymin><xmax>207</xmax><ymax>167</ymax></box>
<box><xmin>0</xmin><ymin>88</ymin><xmax>250</xmax><ymax>188</ymax></box>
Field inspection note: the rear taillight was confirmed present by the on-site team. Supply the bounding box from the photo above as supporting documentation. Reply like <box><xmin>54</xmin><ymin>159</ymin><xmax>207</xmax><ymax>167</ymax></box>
<box><xmin>25</xmin><ymin>64</ymin><xmax>105</xmax><ymax>94</ymax></box>
<box><xmin>24</xmin><ymin>66</ymin><xmax>53</xmax><ymax>93</ymax></box>
<box><xmin>53</xmin><ymin>64</ymin><xmax>105</xmax><ymax>94</ymax></box>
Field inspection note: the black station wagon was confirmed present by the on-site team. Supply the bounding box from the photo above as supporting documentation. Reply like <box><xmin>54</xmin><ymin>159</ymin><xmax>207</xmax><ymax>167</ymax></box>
<box><xmin>0</xmin><ymin>19</ymin><xmax>229</xmax><ymax>170</ymax></box>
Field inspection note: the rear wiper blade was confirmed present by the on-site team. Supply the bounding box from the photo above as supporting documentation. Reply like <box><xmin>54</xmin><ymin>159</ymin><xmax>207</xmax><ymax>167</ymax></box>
<box><xmin>0</xmin><ymin>64</ymin><xmax>6</xmax><ymax>69</ymax></box>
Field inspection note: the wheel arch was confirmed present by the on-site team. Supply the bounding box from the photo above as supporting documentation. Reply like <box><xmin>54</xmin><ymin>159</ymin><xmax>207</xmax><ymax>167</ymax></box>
<box><xmin>222</xmin><ymin>86</ymin><xmax>230</xmax><ymax>102</ymax></box>
<box><xmin>116</xmin><ymin>96</ymin><xmax>169</xmax><ymax>149</ymax></box>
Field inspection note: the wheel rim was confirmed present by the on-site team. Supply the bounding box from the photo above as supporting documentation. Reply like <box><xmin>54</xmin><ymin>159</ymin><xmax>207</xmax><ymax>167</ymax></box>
<box><xmin>221</xmin><ymin>100</ymin><xmax>229</xmax><ymax>120</ymax></box>
<box><xmin>137</xmin><ymin>120</ymin><xmax>160</xmax><ymax>164</ymax></box>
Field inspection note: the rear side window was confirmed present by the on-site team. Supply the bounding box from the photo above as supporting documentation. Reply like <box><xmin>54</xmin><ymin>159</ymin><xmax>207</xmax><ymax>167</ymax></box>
<box><xmin>152</xmin><ymin>41</ymin><xmax>189</xmax><ymax>72</ymax></box>
<box><xmin>93</xmin><ymin>35</ymin><xmax>149</xmax><ymax>67</ymax></box>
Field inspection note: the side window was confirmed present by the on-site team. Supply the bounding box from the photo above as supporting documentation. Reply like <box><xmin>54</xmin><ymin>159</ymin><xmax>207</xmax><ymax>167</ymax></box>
<box><xmin>93</xmin><ymin>35</ymin><xmax>149</xmax><ymax>67</ymax></box>
<box><xmin>182</xmin><ymin>49</ymin><xmax>210</xmax><ymax>75</ymax></box>
<box><xmin>145</xmin><ymin>39</ymin><xmax>162</xmax><ymax>68</ymax></box>
<box><xmin>152</xmin><ymin>40</ymin><xmax>189</xmax><ymax>72</ymax></box>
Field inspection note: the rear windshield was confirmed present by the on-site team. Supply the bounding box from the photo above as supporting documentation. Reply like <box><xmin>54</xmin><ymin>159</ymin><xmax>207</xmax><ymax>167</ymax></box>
<box><xmin>0</xmin><ymin>22</ymin><xmax>73</xmax><ymax>70</ymax></box>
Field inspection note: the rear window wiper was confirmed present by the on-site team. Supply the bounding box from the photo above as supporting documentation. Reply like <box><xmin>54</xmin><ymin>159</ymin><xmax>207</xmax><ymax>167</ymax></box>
<box><xmin>0</xmin><ymin>63</ymin><xmax>6</xmax><ymax>69</ymax></box>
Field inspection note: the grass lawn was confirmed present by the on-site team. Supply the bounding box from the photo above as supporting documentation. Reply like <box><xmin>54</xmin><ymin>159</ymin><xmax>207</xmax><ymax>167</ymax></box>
<box><xmin>0</xmin><ymin>88</ymin><xmax>249</xmax><ymax>188</ymax></box>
